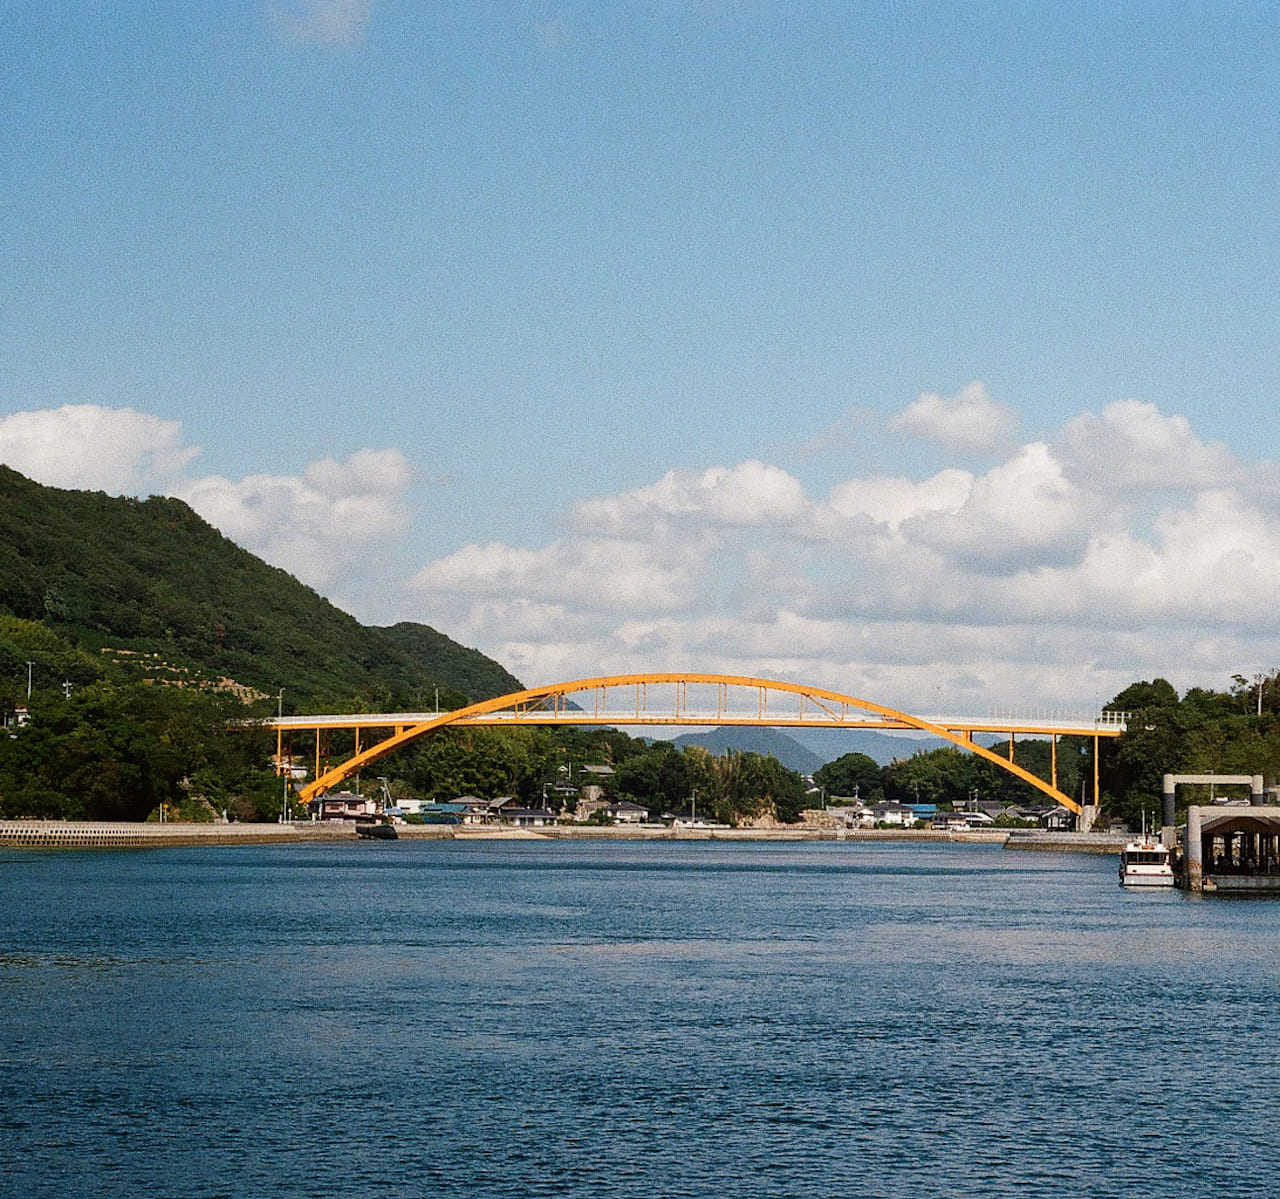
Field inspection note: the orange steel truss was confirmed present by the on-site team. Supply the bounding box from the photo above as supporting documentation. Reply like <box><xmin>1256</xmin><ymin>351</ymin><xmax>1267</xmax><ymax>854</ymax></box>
<box><xmin>275</xmin><ymin>673</ymin><xmax>1126</xmax><ymax>814</ymax></box>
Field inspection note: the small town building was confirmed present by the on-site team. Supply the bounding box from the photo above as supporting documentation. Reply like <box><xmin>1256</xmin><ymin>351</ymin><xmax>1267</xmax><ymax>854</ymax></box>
<box><xmin>607</xmin><ymin>800</ymin><xmax>649</xmax><ymax>824</ymax></box>
<box><xmin>499</xmin><ymin>807</ymin><xmax>557</xmax><ymax>827</ymax></box>
<box><xmin>310</xmin><ymin>791</ymin><xmax>381</xmax><ymax>821</ymax></box>
<box><xmin>871</xmin><ymin>801</ymin><xmax>918</xmax><ymax>826</ymax></box>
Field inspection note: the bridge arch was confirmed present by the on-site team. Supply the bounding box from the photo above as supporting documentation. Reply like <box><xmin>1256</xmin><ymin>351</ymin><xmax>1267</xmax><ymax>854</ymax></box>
<box><xmin>293</xmin><ymin>673</ymin><xmax>1087</xmax><ymax>814</ymax></box>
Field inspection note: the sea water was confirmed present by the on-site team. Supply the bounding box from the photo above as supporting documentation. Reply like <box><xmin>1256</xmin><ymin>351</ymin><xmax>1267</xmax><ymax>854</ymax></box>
<box><xmin>1</xmin><ymin>839</ymin><xmax>1278</xmax><ymax>1198</ymax></box>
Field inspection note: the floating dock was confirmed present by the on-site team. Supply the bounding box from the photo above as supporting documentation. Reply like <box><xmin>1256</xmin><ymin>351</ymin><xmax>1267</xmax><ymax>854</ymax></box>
<box><xmin>1184</xmin><ymin>805</ymin><xmax>1280</xmax><ymax>894</ymax></box>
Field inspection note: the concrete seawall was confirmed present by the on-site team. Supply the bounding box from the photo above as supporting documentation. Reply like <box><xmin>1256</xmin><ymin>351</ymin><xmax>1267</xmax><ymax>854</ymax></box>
<box><xmin>0</xmin><ymin>821</ymin><xmax>1120</xmax><ymax>852</ymax></box>
<box><xmin>0</xmin><ymin>821</ymin><xmax>376</xmax><ymax>849</ymax></box>
<box><xmin>1003</xmin><ymin>830</ymin><xmax>1128</xmax><ymax>854</ymax></box>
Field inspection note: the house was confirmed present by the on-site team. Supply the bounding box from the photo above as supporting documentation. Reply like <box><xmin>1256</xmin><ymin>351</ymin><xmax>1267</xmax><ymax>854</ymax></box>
<box><xmin>499</xmin><ymin>807</ymin><xmax>557</xmax><ymax>828</ymax></box>
<box><xmin>825</xmin><ymin>804</ymin><xmax>875</xmax><ymax>828</ymax></box>
<box><xmin>1039</xmin><ymin>805</ymin><xmax>1075</xmax><ymax>831</ymax></box>
<box><xmin>272</xmin><ymin>756</ymin><xmax>308</xmax><ymax>782</ymax></box>
<box><xmin>413</xmin><ymin>802</ymin><xmax>473</xmax><ymax>824</ymax></box>
<box><xmin>480</xmin><ymin>796</ymin><xmax>556</xmax><ymax>826</ymax></box>
<box><xmin>871</xmin><ymin>801</ymin><xmax>918</xmax><ymax>826</ymax></box>
<box><xmin>607</xmin><ymin>800</ymin><xmax>649</xmax><ymax>824</ymax></box>
<box><xmin>310</xmin><ymin>790</ymin><xmax>381</xmax><ymax>820</ymax></box>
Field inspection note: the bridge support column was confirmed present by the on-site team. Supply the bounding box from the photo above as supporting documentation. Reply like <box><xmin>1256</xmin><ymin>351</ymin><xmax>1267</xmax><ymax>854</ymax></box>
<box><xmin>1251</xmin><ymin>774</ymin><xmax>1264</xmax><ymax>806</ymax></box>
<box><xmin>1186</xmin><ymin>805</ymin><xmax>1203</xmax><ymax>891</ymax></box>
<box><xmin>1162</xmin><ymin>773</ymin><xmax>1176</xmax><ymax>841</ymax></box>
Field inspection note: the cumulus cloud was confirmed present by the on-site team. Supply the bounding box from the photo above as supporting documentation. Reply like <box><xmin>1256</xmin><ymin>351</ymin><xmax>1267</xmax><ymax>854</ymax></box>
<box><xmin>399</xmin><ymin>395</ymin><xmax>1280</xmax><ymax>713</ymax></box>
<box><xmin>1057</xmin><ymin>398</ymin><xmax>1239</xmax><ymax>492</ymax></box>
<box><xmin>888</xmin><ymin>381</ymin><xmax>1018</xmax><ymax>453</ymax></box>
<box><xmin>904</xmin><ymin>443</ymin><xmax>1094</xmax><ymax>572</ymax></box>
<box><xmin>177</xmin><ymin>448</ymin><xmax>413</xmax><ymax>590</ymax></box>
<box><xmin>273</xmin><ymin>0</ymin><xmax>375</xmax><ymax>46</ymax></box>
<box><xmin>1001</xmin><ymin>487</ymin><xmax>1280</xmax><ymax>631</ymax></box>
<box><xmin>0</xmin><ymin>405</ymin><xmax>200</xmax><ymax>491</ymax></box>
<box><xmin>812</xmin><ymin>469</ymin><xmax>973</xmax><ymax>538</ymax></box>
<box><xmin>574</xmin><ymin>461</ymin><xmax>809</xmax><ymax>536</ymax></box>
<box><xmin>408</xmin><ymin>535</ymin><xmax>707</xmax><ymax>615</ymax></box>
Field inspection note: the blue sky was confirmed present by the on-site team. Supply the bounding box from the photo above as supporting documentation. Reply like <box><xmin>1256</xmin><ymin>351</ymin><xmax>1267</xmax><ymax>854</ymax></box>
<box><xmin>4</xmin><ymin>2</ymin><xmax>1280</xmax><ymax>714</ymax></box>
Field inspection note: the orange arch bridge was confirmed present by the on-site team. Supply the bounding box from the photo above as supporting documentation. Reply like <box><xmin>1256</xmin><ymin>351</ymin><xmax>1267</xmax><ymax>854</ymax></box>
<box><xmin>273</xmin><ymin>674</ymin><xmax>1127</xmax><ymax>815</ymax></box>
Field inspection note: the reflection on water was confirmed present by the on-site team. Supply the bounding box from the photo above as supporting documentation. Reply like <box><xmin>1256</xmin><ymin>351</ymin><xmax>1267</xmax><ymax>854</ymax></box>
<box><xmin>2</xmin><ymin>840</ymin><xmax>1279</xmax><ymax>1197</ymax></box>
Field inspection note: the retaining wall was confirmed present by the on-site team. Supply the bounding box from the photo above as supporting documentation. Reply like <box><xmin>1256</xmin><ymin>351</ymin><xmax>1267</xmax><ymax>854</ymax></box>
<box><xmin>0</xmin><ymin>821</ymin><xmax>356</xmax><ymax>849</ymax></box>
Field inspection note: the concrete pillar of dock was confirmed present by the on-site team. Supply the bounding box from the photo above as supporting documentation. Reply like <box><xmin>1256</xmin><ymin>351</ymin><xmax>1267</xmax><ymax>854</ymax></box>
<box><xmin>1251</xmin><ymin>775</ymin><xmax>1265</xmax><ymax>806</ymax></box>
<box><xmin>1186</xmin><ymin>805</ymin><xmax>1203</xmax><ymax>892</ymax></box>
<box><xmin>1161</xmin><ymin>774</ymin><xmax>1176</xmax><ymax>833</ymax></box>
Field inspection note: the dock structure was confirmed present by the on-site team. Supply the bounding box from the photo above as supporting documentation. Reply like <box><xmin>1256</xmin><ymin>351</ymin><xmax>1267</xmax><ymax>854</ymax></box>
<box><xmin>1184</xmin><ymin>805</ymin><xmax>1280</xmax><ymax>893</ymax></box>
<box><xmin>1162</xmin><ymin>773</ymin><xmax>1264</xmax><ymax>836</ymax></box>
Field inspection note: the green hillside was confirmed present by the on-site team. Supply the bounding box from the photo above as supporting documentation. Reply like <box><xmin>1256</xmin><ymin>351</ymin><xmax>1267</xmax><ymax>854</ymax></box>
<box><xmin>0</xmin><ymin>465</ymin><xmax>522</xmax><ymax>712</ymax></box>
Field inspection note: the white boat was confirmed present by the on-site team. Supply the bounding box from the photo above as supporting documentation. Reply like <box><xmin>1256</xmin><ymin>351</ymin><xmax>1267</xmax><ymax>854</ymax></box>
<box><xmin>1118</xmin><ymin>839</ymin><xmax>1175</xmax><ymax>887</ymax></box>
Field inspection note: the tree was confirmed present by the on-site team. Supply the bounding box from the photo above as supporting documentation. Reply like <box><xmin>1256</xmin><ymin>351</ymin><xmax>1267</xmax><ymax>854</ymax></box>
<box><xmin>1100</xmin><ymin>680</ymin><xmax>1189</xmax><ymax>827</ymax></box>
<box><xmin>814</xmin><ymin>752</ymin><xmax>883</xmax><ymax>802</ymax></box>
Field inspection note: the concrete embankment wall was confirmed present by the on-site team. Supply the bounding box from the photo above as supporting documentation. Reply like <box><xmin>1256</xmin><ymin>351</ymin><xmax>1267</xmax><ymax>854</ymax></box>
<box><xmin>541</xmin><ymin>825</ymin><xmax>1011</xmax><ymax>844</ymax></box>
<box><xmin>1003</xmin><ymin>830</ymin><xmax>1128</xmax><ymax>854</ymax></box>
<box><xmin>0</xmin><ymin>821</ymin><xmax>366</xmax><ymax>849</ymax></box>
<box><xmin>0</xmin><ymin>821</ymin><xmax>1114</xmax><ymax>851</ymax></box>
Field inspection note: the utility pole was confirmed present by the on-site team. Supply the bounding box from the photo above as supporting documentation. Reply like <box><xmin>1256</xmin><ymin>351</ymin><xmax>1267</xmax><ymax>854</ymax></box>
<box><xmin>278</xmin><ymin>688</ymin><xmax>288</xmax><ymax>824</ymax></box>
<box><xmin>26</xmin><ymin>661</ymin><xmax>33</xmax><ymax>701</ymax></box>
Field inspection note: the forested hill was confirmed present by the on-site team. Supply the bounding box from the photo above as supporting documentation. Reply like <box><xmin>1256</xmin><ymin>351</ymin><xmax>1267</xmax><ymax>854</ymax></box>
<box><xmin>0</xmin><ymin>465</ymin><xmax>522</xmax><ymax>712</ymax></box>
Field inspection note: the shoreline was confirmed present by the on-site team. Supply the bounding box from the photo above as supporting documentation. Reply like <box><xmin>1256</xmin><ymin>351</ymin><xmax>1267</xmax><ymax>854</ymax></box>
<box><xmin>0</xmin><ymin>820</ymin><xmax>1129</xmax><ymax>853</ymax></box>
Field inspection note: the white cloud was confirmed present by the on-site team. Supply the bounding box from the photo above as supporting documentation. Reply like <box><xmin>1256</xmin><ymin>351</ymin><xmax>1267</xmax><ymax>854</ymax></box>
<box><xmin>904</xmin><ymin>443</ymin><xmax>1094</xmax><ymax>571</ymax></box>
<box><xmin>812</xmin><ymin>469</ymin><xmax>973</xmax><ymax>537</ymax></box>
<box><xmin>888</xmin><ymin>381</ymin><xmax>1018</xmax><ymax>453</ymax></box>
<box><xmin>1057</xmin><ymin>398</ymin><xmax>1239</xmax><ymax>492</ymax></box>
<box><xmin>273</xmin><ymin>0</ymin><xmax>374</xmax><ymax>46</ymax></box>
<box><xmin>1002</xmin><ymin>487</ymin><xmax>1280</xmax><ymax>631</ymax></box>
<box><xmin>177</xmin><ymin>448</ymin><xmax>413</xmax><ymax>590</ymax></box>
<box><xmin>398</xmin><ymin>396</ymin><xmax>1280</xmax><ymax>713</ymax></box>
<box><xmin>0</xmin><ymin>405</ymin><xmax>200</xmax><ymax>492</ymax></box>
<box><xmin>408</xmin><ymin>535</ymin><xmax>706</xmax><ymax>614</ymax></box>
<box><xmin>574</xmin><ymin>461</ymin><xmax>808</xmax><ymax>536</ymax></box>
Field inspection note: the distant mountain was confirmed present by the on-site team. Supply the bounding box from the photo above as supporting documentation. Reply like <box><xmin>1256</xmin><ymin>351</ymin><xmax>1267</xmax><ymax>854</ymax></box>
<box><xmin>785</xmin><ymin>725</ymin><xmax>1023</xmax><ymax>766</ymax></box>
<box><xmin>783</xmin><ymin>726</ymin><xmax>1034</xmax><ymax>762</ymax></box>
<box><xmin>0</xmin><ymin>465</ymin><xmax>522</xmax><ymax>710</ymax></box>
<box><xmin>671</xmin><ymin>727</ymin><xmax>825</xmax><ymax>775</ymax></box>
<box><xmin>781</xmin><ymin>726</ymin><xmax>933</xmax><ymax>766</ymax></box>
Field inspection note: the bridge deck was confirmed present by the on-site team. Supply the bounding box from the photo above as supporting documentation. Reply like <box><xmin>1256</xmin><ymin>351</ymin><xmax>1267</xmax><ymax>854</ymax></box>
<box><xmin>266</xmin><ymin>711</ymin><xmax>1126</xmax><ymax>737</ymax></box>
